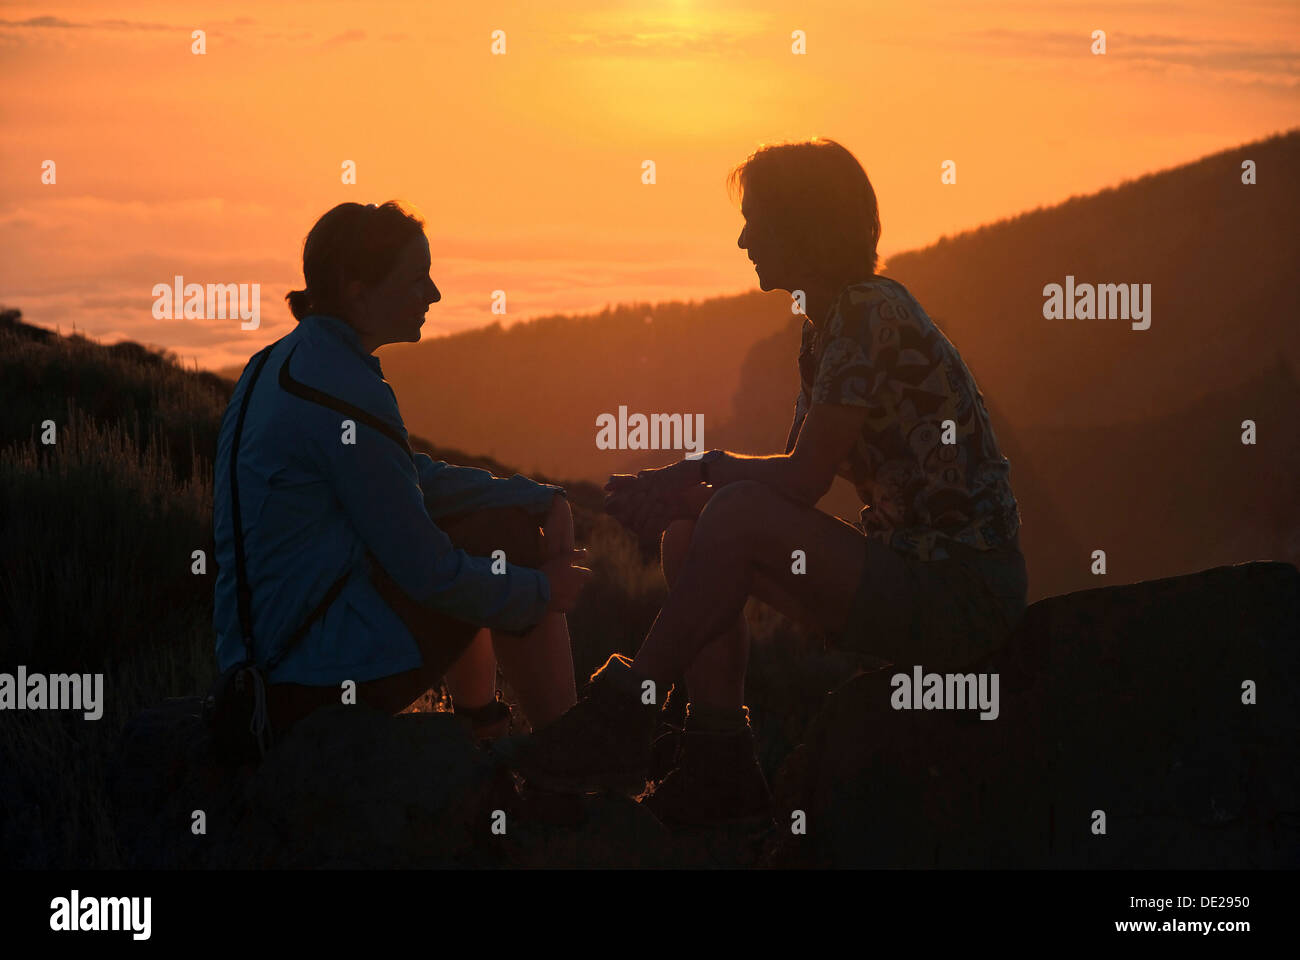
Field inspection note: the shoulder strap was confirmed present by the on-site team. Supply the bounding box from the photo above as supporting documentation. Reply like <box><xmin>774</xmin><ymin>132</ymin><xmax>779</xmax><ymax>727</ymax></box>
<box><xmin>255</xmin><ymin>339</ymin><xmax>417</xmax><ymax>669</ymax></box>
<box><xmin>230</xmin><ymin>339</ymin><xmax>350</xmax><ymax>670</ymax></box>
<box><xmin>231</xmin><ymin>343</ymin><xmax>277</xmax><ymax>663</ymax></box>
<box><xmin>278</xmin><ymin>342</ymin><xmax>414</xmax><ymax>460</ymax></box>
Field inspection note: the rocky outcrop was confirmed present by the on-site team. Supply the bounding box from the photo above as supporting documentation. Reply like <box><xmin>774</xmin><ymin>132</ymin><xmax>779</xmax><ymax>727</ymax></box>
<box><xmin>110</xmin><ymin>561</ymin><xmax>1299</xmax><ymax>868</ymax></box>
<box><xmin>768</xmin><ymin>561</ymin><xmax>1300</xmax><ymax>868</ymax></box>
<box><xmin>110</xmin><ymin>703</ymin><xmax>507</xmax><ymax>868</ymax></box>
<box><xmin>108</xmin><ymin>702</ymin><xmax>680</xmax><ymax>868</ymax></box>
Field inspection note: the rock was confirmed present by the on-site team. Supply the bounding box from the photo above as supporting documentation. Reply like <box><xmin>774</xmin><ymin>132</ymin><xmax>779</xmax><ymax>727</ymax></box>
<box><xmin>498</xmin><ymin>790</ymin><xmax>674</xmax><ymax>868</ymax></box>
<box><xmin>109</xmin><ymin>700</ymin><xmax>672</xmax><ymax>868</ymax></box>
<box><xmin>111</xmin><ymin>563</ymin><xmax>1297</xmax><ymax>869</ymax></box>
<box><xmin>107</xmin><ymin>696</ymin><xmax>250</xmax><ymax>868</ymax></box>
<box><xmin>224</xmin><ymin>706</ymin><xmax>499</xmax><ymax>868</ymax></box>
<box><xmin>108</xmin><ymin>697</ymin><xmax>745</xmax><ymax>868</ymax></box>
<box><xmin>109</xmin><ymin>701</ymin><xmax>502</xmax><ymax>868</ymax></box>
<box><xmin>768</xmin><ymin>561</ymin><xmax>1300</xmax><ymax>868</ymax></box>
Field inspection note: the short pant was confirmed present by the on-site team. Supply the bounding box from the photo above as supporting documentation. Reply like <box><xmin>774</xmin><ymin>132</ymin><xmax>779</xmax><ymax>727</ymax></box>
<box><xmin>827</xmin><ymin>532</ymin><xmax>1029</xmax><ymax>671</ymax></box>
<box><xmin>268</xmin><ymin>499</ymin><xmax>558</xmax><ymax>736</ymax></box>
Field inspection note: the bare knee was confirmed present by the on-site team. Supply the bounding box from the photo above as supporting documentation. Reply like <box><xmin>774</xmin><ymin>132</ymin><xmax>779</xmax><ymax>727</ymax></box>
<box><xmin>753</xmin><ymin>571</ymin><xmax>823</xmax><ymax>630</ymax></box>
<box><xmin>692</xmin><ymin>479</ymin><xmax>767</xmax><ymax>550</ymax></box>
<box><xmin>661</xmin><ymin>517</ymin><xmax>696</xmax><ymax>587</ymax></box>
<box><xmin>542</xmin><ymin>493</ymin><xmax>574</xmax><ymax>558</ymax></box>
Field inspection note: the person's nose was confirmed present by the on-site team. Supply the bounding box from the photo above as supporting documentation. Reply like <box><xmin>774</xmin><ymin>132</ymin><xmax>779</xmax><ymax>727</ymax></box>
<box><xmin>427</xmin><ymin>278</ymin><xmax>440</xmax><ymax>304</ymax></box>
<box><xmin>737</xmin><ymin>226</ymin><xmax>748</xmax><ymax>250</ymax></box>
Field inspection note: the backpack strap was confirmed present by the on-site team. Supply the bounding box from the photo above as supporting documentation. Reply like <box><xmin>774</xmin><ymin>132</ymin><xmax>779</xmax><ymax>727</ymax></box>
<box><xmin>258</xmin><ymin>340</ymin><xmax>420</xmax><ymax>667</ymax></box>
<box><xmin>278</xmin><ymin>342</ymin><xmax>414</xmax><ymax>460</ymax></box>
<box><xmin>229</xmin><ymin>339</ymin><xmax>350</xmax><ymax>673</ymax></box>
<box><xmin>230</xmin><ymin>343</ymin><xmax>277</xmax><ymax>664</ymax></box>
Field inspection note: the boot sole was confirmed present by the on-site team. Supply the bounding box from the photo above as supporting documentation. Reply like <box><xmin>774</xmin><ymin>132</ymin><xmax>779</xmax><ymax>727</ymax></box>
<box><xmin>514</xmin><ymin>760</ymin><xmax>646</xmax><ymax>798</ymax></box>
<box><xmin>644</xmin><ymin>806</ymin><xmax>777</xmax><ymax>831</ymax></box>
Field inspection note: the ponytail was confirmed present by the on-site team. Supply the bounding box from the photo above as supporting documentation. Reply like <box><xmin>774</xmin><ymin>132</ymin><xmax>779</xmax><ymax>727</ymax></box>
<box><xmin>285</xmin><ymin>288</ymin><xmax>313</xmax><ymax>320</ymax></box>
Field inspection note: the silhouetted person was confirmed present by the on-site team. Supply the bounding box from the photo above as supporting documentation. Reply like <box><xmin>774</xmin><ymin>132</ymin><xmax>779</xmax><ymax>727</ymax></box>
<box><xmin>213</xmin><ymin>201</ymin><xmax>589</xmax><ymax>751</ymax></box>
<box><xmin>518</xmin><ymin>139</ymin><xmax>1027</xmax><ymax>827</ymax></box>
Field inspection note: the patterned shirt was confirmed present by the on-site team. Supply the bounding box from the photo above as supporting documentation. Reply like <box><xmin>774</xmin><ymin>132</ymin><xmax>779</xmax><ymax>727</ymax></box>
<box><xmin>790</xmin><ymin>276</ymin><xmax>1020</xmax><ymax>562</ymax></box>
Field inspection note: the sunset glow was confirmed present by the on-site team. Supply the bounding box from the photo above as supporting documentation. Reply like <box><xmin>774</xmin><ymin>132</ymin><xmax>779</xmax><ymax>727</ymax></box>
<box><xmin>2</xmin><ymin>0</ymin><xmax>1296</xmax><ymax>370</ymax></box>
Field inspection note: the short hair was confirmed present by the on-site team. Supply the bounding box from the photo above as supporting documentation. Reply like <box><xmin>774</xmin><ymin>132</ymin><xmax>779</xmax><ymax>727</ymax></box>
<box><xmin>726</xmin><ymin>138</ymin><xmax>882</xmax><ymax>279</ymax></box>
<box><xmin>285</xmin><ymin>201</ymin><xmax>426</xmax><ymax>320</ymax></box>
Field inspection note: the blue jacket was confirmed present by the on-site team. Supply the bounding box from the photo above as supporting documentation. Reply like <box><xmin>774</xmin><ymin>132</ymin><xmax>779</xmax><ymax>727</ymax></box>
<box><xmin>213</xmin><ymin>313</ymin><xmax>562</xmax><ymax>685</ymax></box>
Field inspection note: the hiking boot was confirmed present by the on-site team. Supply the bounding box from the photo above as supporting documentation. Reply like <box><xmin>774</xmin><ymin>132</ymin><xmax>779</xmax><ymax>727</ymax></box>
<box><xmin>641</xmin><ymin>724</ymin><xmax>774</xmax><ymax>828</ymax></box>
<box><xmin>513</xmin><ymin>654</ymin><xmax>660</xmax><ymax>795</ymax></box>
<box><xmin>648</xmin><ymin>721</ymin><xmax>685</xmax><ymax>782</ymax></box>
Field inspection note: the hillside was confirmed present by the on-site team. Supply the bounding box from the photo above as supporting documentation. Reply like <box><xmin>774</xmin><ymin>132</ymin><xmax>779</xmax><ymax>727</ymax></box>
<box><xmin>7</xmin><ymin>310</ymin><xmax>1291</xmax><ymax>871</ymax></box>
<box><xmin>883</xmin><ymin>130</ymin><xmax>1300</xmax><ymax>430</ymax></box>
<box><xmin>157</xmin><ymin>129</ymin><xmax>1300</xmax><ymax>602</ymax></box>
<box><xmin>224</xmin><ymin>293</ymin><xmax>796</xmax><ymax>480</ymax></box>
<box><xmin>669</xmin><ymin>130</ymin><xmax>1300</xmax><ymax>599</ymax></box>
<box><xmin>230</xmin><ymin>131</ymin><xmax>1296</xmax><ymax>491</ymax></box>
<box><xmin>0</xmin><ymin>306</ymin><xmax>851</xmax><ymax>868</ymax></box>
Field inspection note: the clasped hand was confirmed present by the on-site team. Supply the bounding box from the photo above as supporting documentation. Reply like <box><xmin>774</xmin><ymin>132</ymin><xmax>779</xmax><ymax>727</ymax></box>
<box><xmin>603</xmin><ymin>459</ymin><xmax>705</xmax><ymax>545</ymax></box>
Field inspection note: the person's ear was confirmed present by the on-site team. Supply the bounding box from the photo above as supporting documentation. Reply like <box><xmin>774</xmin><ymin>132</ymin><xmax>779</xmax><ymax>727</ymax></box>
<box><xmin>340</xmin><ymin>278</ymin><xmax>365</xmax><ymax>319</ymax></box>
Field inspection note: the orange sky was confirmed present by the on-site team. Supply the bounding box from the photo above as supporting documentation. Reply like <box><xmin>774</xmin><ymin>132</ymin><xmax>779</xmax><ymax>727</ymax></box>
<box><xmin>2</xmin><ymin>0</ymin><xmax>1297</xmax><ymax>371</ymax></box>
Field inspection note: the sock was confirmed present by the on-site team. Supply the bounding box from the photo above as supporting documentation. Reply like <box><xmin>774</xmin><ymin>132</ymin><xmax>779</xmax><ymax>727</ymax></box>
<box><xmin>594</xmin><ymin>655</ymin><xmax>657</xmax><ymax>706</ymax></box>
<box><xmin>455</xmin><ymin>696</ymin><xmax>508</xmax><ymax>726</ymax></box>
<box><xmin>685</xmin><ymin>702</ymin><xmax>749</xmax><ymax>734</ymax></box>
<box><xmin>591</xmin><ymin>656</ymin><xmax>662</xmax><ymax>743</ymax></box>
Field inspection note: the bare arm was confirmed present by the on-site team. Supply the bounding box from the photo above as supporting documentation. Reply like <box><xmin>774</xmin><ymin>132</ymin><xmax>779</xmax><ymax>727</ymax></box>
<box><xmin>700</xmin><ymin>401</ymin><xmax>866</xmax><ymax>506</ymax></box>
<box><xmin>605</xmin><ymin>401</ymin><xmax>865</xmax><ymax>544</ymax></box>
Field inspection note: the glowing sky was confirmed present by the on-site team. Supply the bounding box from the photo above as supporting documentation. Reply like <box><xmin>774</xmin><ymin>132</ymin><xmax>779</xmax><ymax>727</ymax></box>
<box><xmin>2</xmin><ymin>0</ymin><xmax>1297</xmax><ymax>370</ymax></box>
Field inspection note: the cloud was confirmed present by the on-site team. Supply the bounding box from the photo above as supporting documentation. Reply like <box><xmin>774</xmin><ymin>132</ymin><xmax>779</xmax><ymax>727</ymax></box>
<box><xmin>959</xmin><ymin>27</ymin><xmax>1300</xmax><ymax>83</ymax></box>
<box><xmin>560</xmin><ymin>6</ymin><xmax>771</xmax><ymax>58</ymax></box>
<box><xmin>324</xmin><ymin>28</ymin><xmax>366</xmax><ymax>46</ymax></box>
<box><xmin>0</xmin><ymin>16</ymin><xmax>174</xmax><ymax>31</ymax></box>
<box><xmin>0</xmin><ymin>191</ymin><xmax>747</xmax><ymax>371</ymax></box>
<box><xmin>0</xmin><ymin>15</ymin><xmax>364</xmax><ymax>48</ymax></box>
<box><xmin>0</xmin><ymin>14</ymin><xmax>260</xmax><ymax>51</ymax></box>
<box><xmin>564</xmin><ymin>30</ymin><xmax>747</xmax><ymax>56</ymax></box>
<box><xmin>0</xmin><ymin>14</ymin><xmax>261</xmax><ymax>31</ymax></box>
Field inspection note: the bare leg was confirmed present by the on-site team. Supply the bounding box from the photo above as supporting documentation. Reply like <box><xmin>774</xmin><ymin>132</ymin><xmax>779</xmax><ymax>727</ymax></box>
<box><xmin>443</xmin><ymin>627</ymin><xmax>497</xmax><ymax>708</ymax></box>
<box><xmin>661</xmin><ymin>517</ymin><xmax>749</xmax><ymax>712</ymax></box>
<box><xmin>491</xmin><ymin>495</ymin><xmax>579</xmax><ymax>729</ymax></box>
<box><xmin>633</xmin><ymin>480</ymin><xmax>868</xmax><ymax>688</ymax></box>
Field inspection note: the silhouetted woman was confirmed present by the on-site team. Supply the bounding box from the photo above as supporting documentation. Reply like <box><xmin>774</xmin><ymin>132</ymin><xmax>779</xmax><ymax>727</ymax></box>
<box><xmin>518</xmin><ymin>139</ymin><xmax>1028</xmax><ymax>827</ymax></box>
<box><xmin>213</xmin><ymin>201</ymin><xmax>589</xmax><ymax>751</ymax></box>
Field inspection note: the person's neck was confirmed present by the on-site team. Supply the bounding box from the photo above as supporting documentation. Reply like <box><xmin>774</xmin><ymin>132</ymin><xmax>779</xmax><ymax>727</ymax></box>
<box><xmin>802</xmin><ymin>278</ymin><xmax>848</xmax><ymax>331</ymax></box>
<box><xmin>803</xmin><ymin>273</ymin><xmax>878</xmax><ymax>330</ymax></box>
<box><xmin>343</xmin><ymin>318</ymin><xmax>382</xmax><ymax>355</ymax></box>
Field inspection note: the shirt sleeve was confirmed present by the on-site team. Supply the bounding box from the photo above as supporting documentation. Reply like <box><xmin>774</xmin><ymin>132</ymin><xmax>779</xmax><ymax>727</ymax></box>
<box><xmin>308</xmin><ymin>418</ymin><xmax>551</xmax><ymax>634</ymax></box>
<box><xmin>413</xmin><ymin>454</ymin><xmax>565</xmax><ymax>521</ymax></box>
<box><xmin>811</xmin><ymin>285</ymin><xmax>899</xmax><ymax>408</ymax></box>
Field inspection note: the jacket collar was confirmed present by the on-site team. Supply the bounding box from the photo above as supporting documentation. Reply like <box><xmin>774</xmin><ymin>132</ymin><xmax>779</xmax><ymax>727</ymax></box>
<box><xmin>301</xmin><ymin>313</ymin><xmax>383</xmax><ymax>376</ymax></box>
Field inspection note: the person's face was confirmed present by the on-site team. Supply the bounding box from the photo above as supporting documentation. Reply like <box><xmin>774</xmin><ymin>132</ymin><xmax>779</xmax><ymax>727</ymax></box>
<box><xmin>347</xmin><ymin>234</ymin><xmax>440</xmax><ymax>349</ymax></box>
<box><xmin>738</xmin><ymin>194</ymin><xmax>800</xmax><ymax>293</ymax></box>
